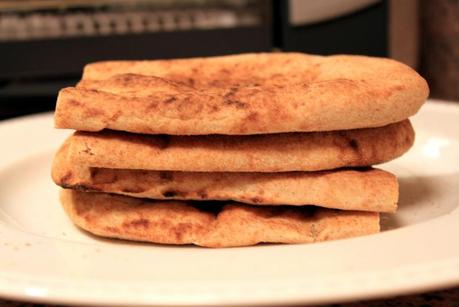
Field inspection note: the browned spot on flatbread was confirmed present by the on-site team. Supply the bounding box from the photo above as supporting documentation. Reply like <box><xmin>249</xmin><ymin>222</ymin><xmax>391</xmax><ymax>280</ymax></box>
<box><xmin>84</xmin><ymin>107</ymin><xmax>105</xmax><ymax>118</ymax></box>
<box><xmin>90</xmin><ymin>168</ymin><xmax>118</xmax><ymax>184</ymax></box>
<box><xmin>404</xmin><ymin>129</ymin><xmax>414</xmax><ymax>145</ymax></box>
<box><xmin>223</xmin><ymin>87</ymin><xmax>247</xmax><ymax>109</ymax></box>
<box><xmin>246</xmin><ymin>112</ymin><xmax>259</xmax><ymax>122</ymax></box>
<box><xmin>110</xmin><ymin>110</ymin><xmax>122</xmax><ymax>121</ymax></box>
<box><xmin>331</xmin><ymin>131</ymin><xmax>351</xmax><ymax>161</ymax></box>
<box><xmin>174</xmin><ymin>223</ymin><xmax>193</xmax><ymax>241</ymax></box>
<box><xmin>250</xmin><ymin>197</ymin><xmax>263</xmax><ymax>204</ymax></box>
<box><xmin>83</xmin><ymin>214</ymin><xmax>93</xmax><ymax>223</ymax></box>
<box><xmin>187</xmin><ymin>78</ymin><xmax>195</xmax><ymax>86</ymax></box>
<box><xmin>68</xmin><ymin>100</ymin><xmax>82</xmax><ymax>107</ymax></box>
<box><xmin>197</xmin><ymin>190</ymin><xmax>208</xmax><ymax>199</ymax></box>
<box><xmin>104</xmin><ymin>226</ymin><xmax>121</xmax><ymax>234</ymax></box>
<box><xmin>225</xmin><ymin>100</ymin><xmax>247</xmax><ymax>109</ymax></box>
<box><xmin>162</xmin><ymin>190</ymin><xmax>185</xmax><ymax>198</ymax></box>
<box><xmin>82</xmin><ymin>144</ymin><xmax>95</xmax><ymax>156</ymax></box>
<box><xmin>164</xmin><ymin>96</ymin><xmax>177</xmax><ymax>104</ymax></box>
<box><xmin>209</xmin><ymin>80</ymin><xmax>222</xmax><ymax>87</ymax></box>
<box><xmin>60</xmin><ymin>171</ymin><xmax>73</xmax><ymax>184</ymax></box>
<box><xmin>89</xmin><ymin>168</ymin><xmax>99</xmax><ymax>178</ymax></box>
<box><xmin>174</xmin><ymin>96</ymin><xmax>207</xmax><ymax>119</ymax></box>
<box><xmin>123</xmin><ymin>218</ymin><xmax>150</xmax><ymax>229</ymax></box>
<box><xmin>146</xmin><ymin>101</ymin><xmax>158</xmax><ymax>111</ymax></box>
<box><xmin>121</xmin><ymin>186</ymin><xmax>146</xmax><ymax>193</ymax></box>
<box><xmin>159</xmin><ymin>171</ymin><xmax>174</xmax><ymax>182</ymax></box>
<box><xmin>348</xmin><ymin>139</ymin><xmax>359</xmax><ymax>151</ymax></box>
<box><xmin>116</xmin><ymin>74</ymin><xmax>137</xmax><ymax>86</ymax></box>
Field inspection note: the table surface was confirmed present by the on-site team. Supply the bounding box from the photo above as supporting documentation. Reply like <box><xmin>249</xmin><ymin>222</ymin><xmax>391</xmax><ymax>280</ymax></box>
<box><xmin>1</xmin><ymin>286</ymin><xmax>458</xmax><ymax>306</ymax></box>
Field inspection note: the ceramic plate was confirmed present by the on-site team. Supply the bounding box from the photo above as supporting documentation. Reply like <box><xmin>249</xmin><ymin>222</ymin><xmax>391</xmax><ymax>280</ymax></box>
<box><xmin>0</xmin><ymin>100</ymin><xmax>458</xmax><ymax>306</ymax></box>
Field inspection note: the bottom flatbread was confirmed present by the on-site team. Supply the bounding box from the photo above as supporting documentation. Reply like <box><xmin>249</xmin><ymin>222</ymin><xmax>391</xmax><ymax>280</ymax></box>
<box><xmin>61</xmin><ymin>189</ymin><xmax>380</xmax><ymax>248</ymax></box>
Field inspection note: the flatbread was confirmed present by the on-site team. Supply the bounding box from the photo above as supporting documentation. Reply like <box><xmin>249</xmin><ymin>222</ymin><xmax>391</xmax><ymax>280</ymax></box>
<box><xmin>66</xmin><ymin>120</ymin><xmax>414</xmax><ymax>172</ymax></box>
<box><xmin>60</xmin><ymin>189</ymin><xmax>380</xmax><ymax>247</ymax></box>
<box><xmin>55</xmin><ymin>53</ymin><xmax>428</xmax><ymax>135</ymax></box>
<box><xmin>53</xmin><ymin>140</ymin><xmax>398</xmax><ymax>212</ymax></box>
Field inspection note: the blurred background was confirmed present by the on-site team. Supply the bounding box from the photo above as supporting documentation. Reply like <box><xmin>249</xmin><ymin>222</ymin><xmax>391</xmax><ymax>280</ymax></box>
<box><xmin>0</xmin><ymin>0</ymin><xmax>457</xmax><ymax>120</ymax></box>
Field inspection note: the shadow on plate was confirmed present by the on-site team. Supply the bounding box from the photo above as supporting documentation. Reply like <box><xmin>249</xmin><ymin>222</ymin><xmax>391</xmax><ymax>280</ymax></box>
<box><xmin>381</xmin><ymin>173</ymin><xmax>459</xmax><ymax>230</ymax></box>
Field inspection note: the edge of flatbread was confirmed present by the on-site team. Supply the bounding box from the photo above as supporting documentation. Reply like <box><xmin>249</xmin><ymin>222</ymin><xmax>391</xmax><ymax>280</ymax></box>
<box><xmin>65</xmin><ymin>120</ymin><xmax>414</xmax><ymax>172</ymax></box>
<box><xmin>55</xmin><ymin>52</ymin><xmax>428</xmax><ymax>135</ymax></box>
<box><xmin>60</xmin><ymin>189</ymin><xmax>380</xmax><ymax>248</ymax></box>
<box><xmin>52</xmin><ymin>139</ymin><xmax>398</xmax><ymax>212</ymax></box>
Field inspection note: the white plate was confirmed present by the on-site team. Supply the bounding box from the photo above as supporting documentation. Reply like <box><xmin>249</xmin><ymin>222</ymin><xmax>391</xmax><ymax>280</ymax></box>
<box><xmin>0</xmin><ymin>100</ymin><xmax>458</xmax><ymax>306</ymax></box>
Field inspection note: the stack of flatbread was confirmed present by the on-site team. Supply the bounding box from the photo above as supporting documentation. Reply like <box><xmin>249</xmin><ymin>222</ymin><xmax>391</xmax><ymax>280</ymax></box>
<box><xmin>51</xmin><ymin>53</ymin><xmax>428</xmax><ymax>247</ymax></box>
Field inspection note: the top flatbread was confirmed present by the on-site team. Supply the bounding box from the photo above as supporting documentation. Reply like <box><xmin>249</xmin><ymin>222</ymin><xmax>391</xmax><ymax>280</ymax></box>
<box><xmin>55</xmin><ymin>53</ymin><xmax>428</xmax><ymax>135</ymax></box>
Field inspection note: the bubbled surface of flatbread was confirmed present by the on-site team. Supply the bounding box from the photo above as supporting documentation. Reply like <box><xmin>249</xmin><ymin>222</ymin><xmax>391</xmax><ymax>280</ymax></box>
<box><xmin>55</xmin><ymin>53</ymin><xmax>428</xmax><ymax>135</ymax></box>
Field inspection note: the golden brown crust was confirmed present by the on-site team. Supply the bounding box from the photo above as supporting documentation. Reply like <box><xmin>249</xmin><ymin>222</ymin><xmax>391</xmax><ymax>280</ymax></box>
<box><xmin>52</xmin><ymin>139</ymin><xmax>398</xmax><ymax>212</ymax></box>
<box><xmin>65</xmin><ymin>120</ymin><xmax>414</xmax><ymax>172</ymax></box>
<box><xmin>60</xmin><ymin>189</ymin><xmax>380</xmax><ymax>247</ymax></box>
<box><xmin>55</xmin><ymin>53</ymin><xmax>429</xmax><ymax>135</ymax></box>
